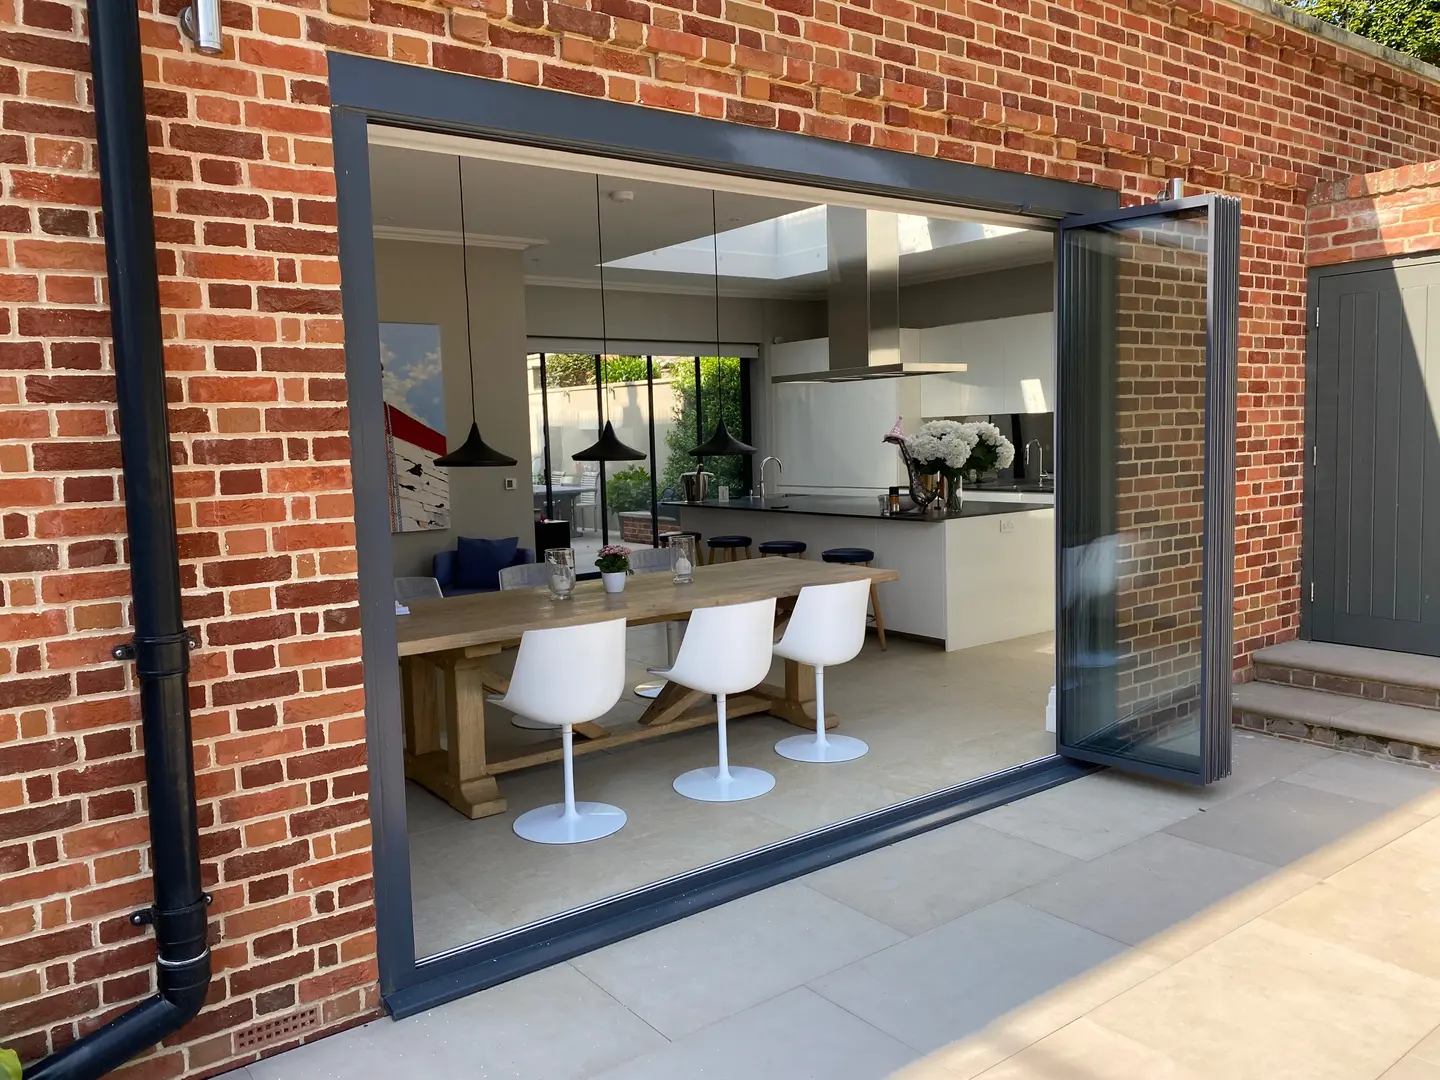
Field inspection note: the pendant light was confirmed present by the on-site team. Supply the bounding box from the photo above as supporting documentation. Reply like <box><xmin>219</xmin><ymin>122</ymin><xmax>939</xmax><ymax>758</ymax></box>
<box><xmin>690</xmin><ymin>189</ymin><xmax>756</xmax><ymax>459</ymax></box>
<box><xmin>573</xmin><ymin>175</ymin><xmax>646</xmax><ymax>463</ymax></box>
<box><xmin>435</xmin><ymin>155</ymin><xmax>518</xmax><ymax>468</ymax></box>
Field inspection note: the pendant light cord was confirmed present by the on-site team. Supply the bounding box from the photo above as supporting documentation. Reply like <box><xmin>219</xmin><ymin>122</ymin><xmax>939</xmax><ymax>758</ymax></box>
<box><xmin>595</xmin><ymin>175</ymin><xmax>610</xmax><ymax>426</ymax></box>
<box><xmin>595</xmin><ymin>175</ymin><xmax>610</xmax><ymax>355</ymax></box>
<box><xmin>711</xmin><ymin>189</ymin><xmax>721</xmax><ymax>364</ymax></box>
<box><xmin>457</xmin><ymin>156</ymin><xmax>477</xmax><ymax>422</ymax></box>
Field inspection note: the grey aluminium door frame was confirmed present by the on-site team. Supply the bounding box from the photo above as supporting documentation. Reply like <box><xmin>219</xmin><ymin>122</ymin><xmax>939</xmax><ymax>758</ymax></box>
<box><xmin>1302</xmin><ymin>251</ymin><xmax>1440</xmax><ymax>650</ymax></box>
<box><xmin>329</xmin><ymin>51</ymin><xmax>1115</xmax><ymax>1017</ymax></box>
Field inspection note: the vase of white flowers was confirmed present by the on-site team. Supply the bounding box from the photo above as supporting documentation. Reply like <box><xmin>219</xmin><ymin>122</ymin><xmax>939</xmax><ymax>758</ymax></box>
<box><xmin>900</xmin><ymin>419</ymin><xmax>1015</xmax><ymax>514</ymax></box>
<box><xmin>596</xmin><ymin>545</ymin><xmax>632</xmax><ymax>594</ymax></box>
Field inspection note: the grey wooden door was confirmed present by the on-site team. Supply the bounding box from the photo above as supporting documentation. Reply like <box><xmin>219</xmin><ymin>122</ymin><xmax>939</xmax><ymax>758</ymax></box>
<box><xmin>1309</xmin><ymin>257</ymin><xmax>1440</xmax><ymax>656</ymax></box>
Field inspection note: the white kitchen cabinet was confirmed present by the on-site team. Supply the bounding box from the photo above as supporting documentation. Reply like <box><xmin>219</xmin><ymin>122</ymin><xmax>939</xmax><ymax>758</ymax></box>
<box><xmin>1003</xmin><ymin>312</ymin><xmax>1055</xmax><ymax>414</ymax></box>
<box><xmin>917</xmin><ymin>312</ymin><xmax>1054</xmax><ymax>418</ymax></box>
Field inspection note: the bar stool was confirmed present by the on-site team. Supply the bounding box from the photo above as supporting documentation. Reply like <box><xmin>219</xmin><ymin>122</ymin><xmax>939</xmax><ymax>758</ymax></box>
<box><xmin>663</xmin><ymin>530</ymin><xmax>701</xmax><ymax>549</ymax></box>
<box><xmin>707</xmin><ymin>535</ymin><xmax>753</xmax><ymax>564</ymax></box>
<box><xmin>773</xmin><ymin>579</ymin><xmax>871</xmax><ymax>762</ymax></box>
<box><xmin>650</xmin><ymin>597</ymin><xmax>778</xmax><ymax>802</ymax></box>
<box><xmin>506</xmin><ymin>618</ymin><xmax>629</xmax><ymax>844</ymax></box>
<box><xmin>758</xmin><ymin>540</ymin><xmax>806</xmax><ymax>559</ymax></box>
<box><xmin>820</xmin><ymin>547</ymin><xmax>886</xmax><ymax>651</ymax></box>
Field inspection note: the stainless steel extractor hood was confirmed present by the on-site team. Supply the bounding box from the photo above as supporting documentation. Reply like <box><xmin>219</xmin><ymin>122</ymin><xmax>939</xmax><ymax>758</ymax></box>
<box><xmin>772</xmin><ymin>207</ymin><xmax>967</xmax><ymax>384</ymax></box>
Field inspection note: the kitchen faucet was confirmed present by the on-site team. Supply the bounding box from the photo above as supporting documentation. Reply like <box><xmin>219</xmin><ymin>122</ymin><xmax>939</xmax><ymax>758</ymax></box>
<box><xmin>1024</xmin><ymin>440</ymin><xmax>1051</xmax><ymax>482</ymax></box>
<box><xmin>760</xmin><ymin>456</ymin><xmax>783</xmax><ymax>501</ymax></box>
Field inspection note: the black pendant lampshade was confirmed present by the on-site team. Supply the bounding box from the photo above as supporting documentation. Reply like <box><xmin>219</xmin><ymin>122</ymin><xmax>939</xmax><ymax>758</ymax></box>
<box><xmin>436</xmin><ymin>156</ymin><xmax>518</xmax><ymax>469</ymax></box>
<box><xmin>692</xmin><ymin>190</ymin><xmax>756</xmax><ymax>460</ymax></box>
<box><xmin>690</xmin><ymin>417</ymin><xmax>755</xmax><ymax>457</ymax></box>
<box><xmin>573</xmin><ymin>175</ymin><xmax>648</xmax><ymax>464</ymax></box>
<box><xmin>437</xmin><ymin>420</ymin><xmax>518</xmax><ymax>467</ymax></box>
<box><xmin>573</xmin><ymin>419</ymin><xmax>646</xmax><ymax>462</ymax></box>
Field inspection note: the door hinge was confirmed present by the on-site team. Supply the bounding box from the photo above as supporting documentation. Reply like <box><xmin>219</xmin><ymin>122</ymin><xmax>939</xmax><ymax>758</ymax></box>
<box><xmin>1313</xmin><ymin>307</ymin><xmax>1320</xmax><ymax>329</ymax></box>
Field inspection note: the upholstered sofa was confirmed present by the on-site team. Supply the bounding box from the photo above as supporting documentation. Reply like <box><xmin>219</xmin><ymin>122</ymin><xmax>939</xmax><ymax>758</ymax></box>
<box><xmin>432</xmin><ymin>537</ymin><xmax>535</xmax><ymax>597</ymax></box>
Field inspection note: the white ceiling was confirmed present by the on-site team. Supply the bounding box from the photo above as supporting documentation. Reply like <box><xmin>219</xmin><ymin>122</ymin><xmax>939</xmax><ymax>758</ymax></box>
<box><xmin>367</xmin><ymin>142</ymin><xmax>1054</xmax><ymax>299</ymax></box>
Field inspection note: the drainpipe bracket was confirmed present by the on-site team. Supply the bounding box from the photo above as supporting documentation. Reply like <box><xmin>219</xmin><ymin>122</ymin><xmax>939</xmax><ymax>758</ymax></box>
<box><xmin>112</xmin><ymin>628</ymin><xmax>199</xmax><ymax>665</ymax></box>
<box><xmin>130</xmin><ymin>891</ymin><xmax>212</xmax><ymax>928</ymax></box>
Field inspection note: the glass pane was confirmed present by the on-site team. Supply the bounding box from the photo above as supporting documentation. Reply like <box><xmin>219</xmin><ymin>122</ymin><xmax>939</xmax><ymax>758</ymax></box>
<box><xmin>598</xmin><ymin>353</ymin><xmax>658</xmax><ymax>547</ymax></box>
<box><xmin>542</xmin><ymin>353</ymin><xmax>602</xmax><ymax>574</ymax></box>
<box><xmin>526</xmin><ymin>352</ymin><xmax>550</xmax><ymax>519</ymax></box>
<box><xmin>1059</xmin><ymin>208</ymin><xmax>1210</xmax><ymax>777</ymax></box>
<box><xmin>697</xmin><ymin>355</ymin><xmax>751</xmax><ymax>495</ymax></box>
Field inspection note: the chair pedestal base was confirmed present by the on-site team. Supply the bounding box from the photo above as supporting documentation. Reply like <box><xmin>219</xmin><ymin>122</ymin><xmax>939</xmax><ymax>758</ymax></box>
<box><xmin>513</xmin><ymin>802</ymin><xmax>627</xmax><ymax>844</ymax></box>
<box><xmin>774</xmin><ymin>733</ymin><xmax>868</xmax><ymax>762</ymax></box>
<box><xmin>673</xmin><ymin>765</ymin><xmax>775</xmax><ymax>802</ymax></box>
<box><xmin>633</xmin><ymin>681</ymin><xmax>664</xmax><ymax>699</ymax></box>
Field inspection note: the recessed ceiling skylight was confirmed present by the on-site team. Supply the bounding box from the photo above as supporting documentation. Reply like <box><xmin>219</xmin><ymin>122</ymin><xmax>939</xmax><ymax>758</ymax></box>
<box><xmin>604</xmin><ymin>207</ymin><xmax>1025</xmax><ymax>280</ymax></box>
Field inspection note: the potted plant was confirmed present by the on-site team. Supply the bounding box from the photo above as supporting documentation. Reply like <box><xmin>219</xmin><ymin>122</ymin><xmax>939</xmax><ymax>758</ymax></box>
<box><xmin>596</xmin><ymin>544</ymin><xmax>632</xmax><ymax>594</ymax></box>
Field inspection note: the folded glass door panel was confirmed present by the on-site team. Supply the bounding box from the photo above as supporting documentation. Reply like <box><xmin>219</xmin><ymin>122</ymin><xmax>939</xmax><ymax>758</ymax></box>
<box><xmin>1055</xmin><ymin>195</ymin><xmax>1240</xmax><ymax>785</ymax></box>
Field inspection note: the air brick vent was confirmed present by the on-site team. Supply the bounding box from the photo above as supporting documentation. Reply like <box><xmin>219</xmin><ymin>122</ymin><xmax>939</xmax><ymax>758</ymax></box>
<box><xmin>234</xmin><ymin>1005</ymin><xmax>322</xmax><ymax>1053</ymax></box>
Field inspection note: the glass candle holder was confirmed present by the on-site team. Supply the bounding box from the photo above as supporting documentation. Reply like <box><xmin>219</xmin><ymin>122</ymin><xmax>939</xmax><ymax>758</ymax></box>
<box><xmin>545</xmin><ymin>547</ymin><xmax>577</xmax><ymax>601</ymax></box>
<box><xmin>669</xmin><ymin>534</ymin><xmax>696</xmax><ymax>585</ymax></box>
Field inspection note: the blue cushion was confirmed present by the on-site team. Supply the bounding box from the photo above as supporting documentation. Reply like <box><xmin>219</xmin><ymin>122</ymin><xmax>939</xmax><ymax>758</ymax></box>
<box><xmin>432</xmin><ymin>549</ymin><xmax>458</xmax><ymax>590</ymax></box>
<box><xmin>456</xmin><ymin>536</ymin><xmax>519</xmax><ymax>592</ymax></box>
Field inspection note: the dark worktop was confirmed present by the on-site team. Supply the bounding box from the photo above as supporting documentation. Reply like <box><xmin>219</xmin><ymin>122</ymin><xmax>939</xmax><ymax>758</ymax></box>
<box><xmin>662</xmin><ymin>493</ymin><xmax>1052</xmax><ymax>522</ymax></box>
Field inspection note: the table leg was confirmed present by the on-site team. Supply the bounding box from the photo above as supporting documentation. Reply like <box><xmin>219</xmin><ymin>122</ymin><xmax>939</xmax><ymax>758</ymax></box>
<box><xmin>636</xmin><ymin>679</ymin><xmax>705</xmax><ymax>727</ymax></box>
<box><xmin>763</xmin><ymin>658</ymin><xmax>839</xmax><ymax>730</ymax></box>
<box><xmin>401</xmin><ymin>656</ymin><xmax>440</xmax><ymax>756</ymax></box>
<box><xmin>404</xmin><ymin>654</ymin><xmax>506</xmax><ymax>819</ymax></box>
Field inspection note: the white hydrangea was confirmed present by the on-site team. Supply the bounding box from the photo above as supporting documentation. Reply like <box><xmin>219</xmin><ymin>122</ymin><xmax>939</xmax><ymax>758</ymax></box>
<box><xmin>904</xmin><ymin>420</ymin><xmax>978</xmax><ymax>471</ymax></box>
<box><xmin>904</xmin><ymin>419</ymin><xmax>1014</xmax><ymax>474</ymax></box>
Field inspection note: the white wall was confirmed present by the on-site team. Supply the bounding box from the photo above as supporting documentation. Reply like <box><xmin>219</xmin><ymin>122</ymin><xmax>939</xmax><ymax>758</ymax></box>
<box><xmin>375</xmin><ymin>239</ymin><xmax>534</xmax><ymax>577</ymax></box>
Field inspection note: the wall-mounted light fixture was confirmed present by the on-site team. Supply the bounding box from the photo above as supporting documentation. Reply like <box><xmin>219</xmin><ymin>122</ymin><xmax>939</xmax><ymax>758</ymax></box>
<box><xmin>180</xmin><ymin>1</ymin><xmax>225</xmax><ymax>55</ymax></box>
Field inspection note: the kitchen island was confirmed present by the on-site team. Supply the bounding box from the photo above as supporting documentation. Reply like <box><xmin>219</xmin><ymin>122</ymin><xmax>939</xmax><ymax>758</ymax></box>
<box><xmin>665</xmin><ymin>492</ymin><xmax>1053</xmax><ymax>651</ymax></box>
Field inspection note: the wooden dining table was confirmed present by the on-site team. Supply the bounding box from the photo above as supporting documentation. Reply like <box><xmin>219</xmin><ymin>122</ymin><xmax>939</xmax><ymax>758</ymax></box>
<box><xmin>395</xmin><ymin>557</ymin><xmax>900</xmax><ymax>819</ymax></box>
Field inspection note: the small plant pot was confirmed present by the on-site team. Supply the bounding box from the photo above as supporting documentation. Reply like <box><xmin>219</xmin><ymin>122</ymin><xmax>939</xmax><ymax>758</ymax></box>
<box><xmin>602</xmin><ymin>571</ymin><xmax>627</xmax><ymax>594</ymax></box>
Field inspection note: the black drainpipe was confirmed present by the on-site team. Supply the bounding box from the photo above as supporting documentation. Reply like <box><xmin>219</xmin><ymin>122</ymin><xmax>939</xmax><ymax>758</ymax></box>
<box><xmin>28</xmin><ymin>1</ymin><xmax>212</xmax><ymax>1076</ymax></box>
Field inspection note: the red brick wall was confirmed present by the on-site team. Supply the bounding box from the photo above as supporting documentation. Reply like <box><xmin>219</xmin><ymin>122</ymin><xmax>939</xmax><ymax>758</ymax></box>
<box><xmin>0</xmin><ymin>0</ymin><xmax>1436</xmax><ymax>1076</ymax></box>
<box><xmin>1308</xmin><ymin>159</ymin><xmax>1440</xmax><ymax>266</ymax></box>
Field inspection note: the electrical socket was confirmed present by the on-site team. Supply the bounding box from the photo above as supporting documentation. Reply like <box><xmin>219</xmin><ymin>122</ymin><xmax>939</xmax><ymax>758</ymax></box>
<box><xmin>503</xmin><ymin>477</ymin><xmax>517</xmax><ymax>491</ymax></box>
<box><xmin>999</xmin><ymin>518</ymin><xmax>1015</xmax><ymax>533</ymax></box>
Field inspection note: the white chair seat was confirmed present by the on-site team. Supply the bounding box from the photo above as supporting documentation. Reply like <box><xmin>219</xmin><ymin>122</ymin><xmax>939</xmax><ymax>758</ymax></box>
<box><xmin>651</xmin><ymin>598</ymin><xmax>778</xmax><ymax>802</ymax></box>
<box><xmin>772</xmin><ymin>579</ymin><xmax>872</xmax><ymax>764</ymax></box>
<box><xmin>499</xmin><ymin>618</ymin><xmax>629</xmax><ymax>845</ymax></box>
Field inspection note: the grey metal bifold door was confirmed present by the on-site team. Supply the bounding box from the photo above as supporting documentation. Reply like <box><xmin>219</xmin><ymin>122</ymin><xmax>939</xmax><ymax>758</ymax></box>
<box><xmin>1055</xmin><ymin>195</ymin><xmax>1241</xmax><ymax>785</ymax></box>
<box><xmin>1309</xmin><ymin>257</ymin><xmax>1440</xmax><ymax>656</ymax></box>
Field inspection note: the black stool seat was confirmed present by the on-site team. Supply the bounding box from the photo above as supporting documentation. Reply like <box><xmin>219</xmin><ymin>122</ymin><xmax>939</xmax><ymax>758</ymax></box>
<box><xmin>759</xmin><ymin>540</ymin><xmax>807</xmax><ymax>556</ymax></box>
<box><xmin>708</xmin><ymin>535</ymin><xmax>752</xmax><ymax>549</ymax></box>
<box><xmin>822</xmin><ymin>547</ymin><xmax>875</xmax><ymax>564</ymax></box>
<box><xmin>663</xmin><ymin>530</ymin><xmax>702</xmax><ymax>547</ymax></box>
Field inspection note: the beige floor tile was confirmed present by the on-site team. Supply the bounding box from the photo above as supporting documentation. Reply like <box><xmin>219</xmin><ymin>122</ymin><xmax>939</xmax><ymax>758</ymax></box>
<box><xmin>1134</xmin><ymin>865</ymin><xmax>1318</xmax><ymax>964</ymax></box>
<box><xmin>1089</xmin><ymin>919</ymin><xmax>1440</xmax><ymax>1080</ymax></box>
<box><xmin>1411</xmin><ymin>1026</ymin><xmax>1440</xmax><ymax>1064</ymax></box>
<box><xmin>1262</xmin><ymin>840</ymin><xmax>1440</xmax><ymax>980</ymax></box>
<box><xmin>1381</xmin><ymin>1058</ymin><xmax>1440</xmax><ymax>1080</ymax></box>
<box><xmin>970</xmin><ymin>1017</ymin><xmax>1204</xmax><ymax>1080</ymax></box>
<box><xmin>886</xmin><ymin>951</ymin><xmax>1171</xmax><ymax>1080</ymax></box>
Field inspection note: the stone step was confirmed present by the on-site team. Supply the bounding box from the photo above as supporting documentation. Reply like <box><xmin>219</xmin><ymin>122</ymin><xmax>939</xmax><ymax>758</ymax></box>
<box><xmin>1233</xmin><ymin>681</ymin><xmax>1440</xmax><ymax>768</ymax></box>
<box><xmin>1251</xmin><ymin>640</ymin><xmax>1440</xmax><ymax>711</ymax></box>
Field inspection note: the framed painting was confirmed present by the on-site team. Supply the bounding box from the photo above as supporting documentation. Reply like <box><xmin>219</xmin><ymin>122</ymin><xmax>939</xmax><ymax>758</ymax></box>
<box><xmin>380</xmin><ymin>322</ymin><xmax>451</xmax><ymax>533</ymax></box>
